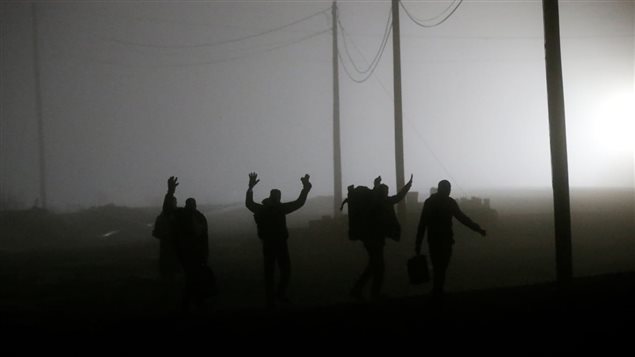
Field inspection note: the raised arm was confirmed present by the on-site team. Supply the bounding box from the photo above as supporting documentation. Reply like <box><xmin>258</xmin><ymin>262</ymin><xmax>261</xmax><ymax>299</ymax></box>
<box><xmin>162</xmin><ymin>176</ymin><xmax>178</xmax><ymax>213</ymax></box>
<box><xmin>453</xmin><ymin>201</ymin><xmax>487</xmax><ymax>236</ymax></box>
<box><xmin>282</xmin><ymin>174</ymin><xmax>312</xmax><ymax>214</ymax></box>
<box><xmin>373</xmin><ymin>176</ymin><xmax>382</xmax><ymax>189</ymax></box>
<box><xmin>245</xmin><ymin>172</ymin><xmax>262</xmax><ymax>213</ymax></box>
<box><xmin>387</xmin><ymin>174</ymin><xmax>413</xmax><ymax>205</ymax></box>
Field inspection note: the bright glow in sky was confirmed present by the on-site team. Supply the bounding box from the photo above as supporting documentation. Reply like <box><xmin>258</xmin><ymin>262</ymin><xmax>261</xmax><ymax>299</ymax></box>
<box><xmin>592</xmin><ymin>91</ymin><xmax>635</xmax><ymax>153</ymax></box>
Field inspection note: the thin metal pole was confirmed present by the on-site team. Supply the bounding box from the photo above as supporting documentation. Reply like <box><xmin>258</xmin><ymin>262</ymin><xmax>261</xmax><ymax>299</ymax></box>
<box><xmin>332</xmin><ymin>2</ymin><xmax>342</xmax><ymax>217</ymax></box>
<box><xmin>32</xmin><ymin>2</ymin><xmax>48</xmax><ymax>210</ymax></box>
<box><xmin>542</xmin><ymin>0</ymin><xmax>572</xmax><ymax>283</ymax></box>
<box><xmin>392</xmin><ymin>0</ymin><xmax>406</xmax><ymax>219</ymax></box>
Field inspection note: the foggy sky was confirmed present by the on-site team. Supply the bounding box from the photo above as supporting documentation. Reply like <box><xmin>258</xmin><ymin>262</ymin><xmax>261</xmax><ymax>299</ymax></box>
<box><xmin>1</xmin><ymin>0</ymin><xmax>634</xmax><ymax>209</ymax></box>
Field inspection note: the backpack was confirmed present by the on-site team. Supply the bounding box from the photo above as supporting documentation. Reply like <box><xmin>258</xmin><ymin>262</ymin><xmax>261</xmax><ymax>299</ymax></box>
<box><xmin>343</xmin><ymin>185</ymin><xmax>377</xmax><ymax>241</ymax></box>
<box><xmin>342</xmin><ymin>185</ymin><xmax>402</xmax><ymax>242</ymax></box>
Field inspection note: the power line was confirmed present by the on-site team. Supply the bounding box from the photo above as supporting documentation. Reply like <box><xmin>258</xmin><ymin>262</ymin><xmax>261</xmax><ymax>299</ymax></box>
<box><xmin>337</xmin><ymin>36</ymin><xmax>390</xmax><ymax>84</ymax></box>
<box><xmin>176</xmin><ymin>28</ymin><xmax>330</xmax><ymax>66</ymax></box>
<box><xmin>77</xmin><ymin>28</ymin><xmax>330</xmax><ymax>69</ymax></box>
<box><xmin>401</xmin><ymin>0</ymin><xmax>459</xmax><ymax>22</ymax></box>
<box><xmin>109</xmin><ymin>8</ymin><xmax>329</xmax><ymax>50</ymax></box>
<box><xmin>336</xmin><ymin>8</ymin><xmax>392</xmax><ymax>83</ymax></box>
<box><xmin>336</xmin><ymin>7</ymin><xmax>391</xmax><ymax>75</ymax></box>
<box><xmin>334</xmin><ymin>5</ymin><xmax>468</xmax><ymax>195</ymax></box>
<box><xmin>403</xmin><ymin>117</ymin><xmax>469</xmax><ymax>197</ymax></box>
<box><xmin>400</xmin><ymin>0</ymin><xmax>464</xmax><ymax>28</ymax></box>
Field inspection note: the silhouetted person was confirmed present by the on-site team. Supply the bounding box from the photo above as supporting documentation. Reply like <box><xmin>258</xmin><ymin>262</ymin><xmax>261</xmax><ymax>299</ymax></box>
<box><xmin>349</xmin><ymin>174</ymin><xmax>413</xmax><ymax>301</ymax></box>
<box><xmin>162</xmin><ymin>176</ymin><xmax>214</xmax><ymax>312</ymax></box>
<box><xmin>415</xmin><ymin>180</ymin><xmax>486</xmax><ymax>298</ymax></box>
<box><xmin>175</xmin><ymin>197</ymin><xmax>212</xmax><ymax>312</ymax></box>
<box><xmin>245</xmin><ymin>172</ymin><xmax>312</xmax><ymax>309</ymax></box>
<box><xmin>152</xmin><ymin>176</ymin><xmax>181</xmax><ymax>280</ymax></box>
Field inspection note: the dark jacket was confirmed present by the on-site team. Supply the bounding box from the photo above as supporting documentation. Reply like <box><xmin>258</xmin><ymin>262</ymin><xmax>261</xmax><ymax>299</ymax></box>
<box><xmin>174</xmin><ymin>207</ymin><xmax>209</xmax><ymax>266</ymax></box>
<box><xmin>375</xmin><ymin>184</ymin><xmax>410</xmax><ymax>241</ymax></box>
<box><xmin>245</xmin><ymin>188</ymin><xmax>310</xmax><ymax>241</ymax></box>
<box><xmin>416</xmin><ymin>193</ymin><xmax>482</xmax><ymax>245</ymax></box>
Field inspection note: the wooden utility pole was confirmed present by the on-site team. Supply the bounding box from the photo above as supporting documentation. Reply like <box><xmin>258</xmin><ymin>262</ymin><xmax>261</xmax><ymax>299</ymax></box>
<box><xmin>391</xmin><ymin>0</ymin><xmax>406</xmax><ymax>219</ymax></box>
<box><xmin>542</xmin><ymin>0</ymin><xmax>572</xmax><ymax>283</ymax></box>
<box><xmin>31</xmin><ymin>2</ymin><xmax>48</xmax><ymax>210</ymax></box>
<box><xmin>332</xmin><ymin>2</ymin><xmax>343</xmax><ymax>217</ymax></box>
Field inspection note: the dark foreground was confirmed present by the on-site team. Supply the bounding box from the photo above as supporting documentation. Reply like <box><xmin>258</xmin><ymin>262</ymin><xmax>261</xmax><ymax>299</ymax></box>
<box><xmin>3</xmin><ymin>272</ymin><xmax>634</xmax><ymax>353</ymax></box>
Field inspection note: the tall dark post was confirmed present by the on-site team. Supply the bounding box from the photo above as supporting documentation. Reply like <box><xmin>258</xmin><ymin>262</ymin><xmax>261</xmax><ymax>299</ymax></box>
<box><xmin>391</xmin><ymin>0</ymin><xmax>406</xmax><ymax>219</ymax></box>
<box><xmin>31</xmin><ymin>2</ymin><xmax>47</xmax><ymax>210</ymax></box>
<box><xmin>332</xmin><ymin>2</ymin><xmax>343</xmax><ymax>217</ymax></box>
<box><xmin>542</xmin><ymin>0</ymin><xmax>572</xmax><ymax>283</ymax></box>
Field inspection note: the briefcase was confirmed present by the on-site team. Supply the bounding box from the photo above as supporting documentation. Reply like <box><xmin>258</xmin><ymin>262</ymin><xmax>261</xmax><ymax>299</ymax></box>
<box><xmin>407</xmin><ymin>255</ymin><xmax>430</xmax><ymax>285</ymax></box>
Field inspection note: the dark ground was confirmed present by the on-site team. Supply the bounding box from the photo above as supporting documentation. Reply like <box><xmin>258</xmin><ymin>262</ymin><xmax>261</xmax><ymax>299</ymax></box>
<box><xmin>2</xmin><ymin>271</ymin><xmax>634</xmax><ymax>353</ymax></box>
<box><xmin>1</xmin><ymin>192</ymin><xmax>633</xmax><ymax>352</ymax></box>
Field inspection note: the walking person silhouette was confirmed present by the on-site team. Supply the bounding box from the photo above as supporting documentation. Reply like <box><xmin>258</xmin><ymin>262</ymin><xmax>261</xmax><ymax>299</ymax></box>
<box><xmin>348</xmin><ymin>174</ymin><xmax>413</xmax><ymax>301</ymax></box>
<box><xmin>415</xmin><ymin>180</ymin><xmax>486</xmax><ymax>300</ymax></box>
<box><xmin>160</xmin><ymin>176</ymin><xmax>215</xmax><ymax>313</ymax></box>
<box><xmin>245</xmin><ymin>172</ymin><xmax>312</xmax><ymax>309</ymax></box>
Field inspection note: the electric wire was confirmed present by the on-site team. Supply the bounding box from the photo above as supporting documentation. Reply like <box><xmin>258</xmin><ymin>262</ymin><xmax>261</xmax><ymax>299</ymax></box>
<box><xmin>400</xmin><ymin>0</ymin><xmax>464</xmax><ymax>28</ymax></box>
<box><xmin>401</xmin><ymin>0</ymin><xmax>460</xmax><ymax>22</ymax></box>
<box><xmin>109</xmin><ymin>8</ymin><xmax>329</xmax><ymax>50</ymax></box>
<box><xmin>78</xmin><ymin>28</ymin><xmax>330</xmax><ymax>69</ymax></box>
<box><xmin>176</xmin><ymin>28</ymin><xmax>330</xmax><ymax>66</ymax></box>
<box><xmin>335</xmin><ymin>7</ymin><xmax>468</xmax><ymax>195</ymax></box>
<box><xmin>336</xmin><ymin>7</ymin><xmax>392</xmax><ymax>75</ymax></box>
<box><xmin>336</xmin><ymin>8</ymin><xmax>392</xmax><ymax>83</ymax></box>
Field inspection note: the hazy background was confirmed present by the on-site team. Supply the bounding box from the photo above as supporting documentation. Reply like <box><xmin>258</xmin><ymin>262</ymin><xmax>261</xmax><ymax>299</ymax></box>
<box><xmin>2</xmin><ymin>0</ymin><xmax>633</xmax><ymax>210</ymax></box>
<box><xmin>1</xmin><ymin>2</ymin><xmax>634</xmax><ymax>314</ymax></box>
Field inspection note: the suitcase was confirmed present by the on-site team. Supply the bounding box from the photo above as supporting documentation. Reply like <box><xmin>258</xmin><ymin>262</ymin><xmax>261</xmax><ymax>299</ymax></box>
<box><xmin>407</xmin><ymin>255</ymin><xmax>430</xmax><ymax>285</ymax></box>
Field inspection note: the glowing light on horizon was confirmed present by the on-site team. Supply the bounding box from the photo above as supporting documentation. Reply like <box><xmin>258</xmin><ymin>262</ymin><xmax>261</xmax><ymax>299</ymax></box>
<box><xmin>592</xmin><ymin>92</ymin><xmax>635</xmax><ymax>153</ymax></box>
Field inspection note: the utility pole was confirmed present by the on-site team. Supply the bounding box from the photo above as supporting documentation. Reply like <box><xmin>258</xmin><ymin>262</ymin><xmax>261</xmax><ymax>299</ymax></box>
<box><xmin>542</xmin><ymin>0</ymin><xmax>572</xmax><ymax>283</ymax></box>
<box><xmin>332</xmin><ymin>2</ymin><xmax>343</xmax><ymax>217</ymax></box>
<box><xmin>31</xmin><ymin>2</ymin><xmax>48</xmax><ymax>210</ymax></box>
<box><xmin>391</xmin><ymin>0</ymin><xmax>406</xmax><ymax>219</ymax></box>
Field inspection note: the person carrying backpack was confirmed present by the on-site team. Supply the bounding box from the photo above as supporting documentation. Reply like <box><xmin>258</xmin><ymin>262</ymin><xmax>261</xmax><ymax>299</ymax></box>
<box><xmin>344</xmin><ymin>174</ymin><xmax>413</xmax><ymax>301</ymax></box>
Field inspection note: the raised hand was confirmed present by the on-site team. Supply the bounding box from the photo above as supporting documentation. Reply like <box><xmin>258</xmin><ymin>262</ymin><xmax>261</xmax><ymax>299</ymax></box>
<box><xmin>248</xmin><ymin>172</ymin><xmax>260</xmax><ymax>189</ymax></box>
<box><xmin>300</xmin><ymin>174</ymin><xmax>312</xmax><ymax>190</ymax></box>
<box><xmin>167</xmin><ymin>176</ymin><xmax>179</xmax><ymax>193</ymax></box>
<box><xmin>406</xmin><ymin>174</ymin><xmax>413</xmax><ymax>187</ymax></box>
<box><xmin>373</xmin><ymin>176</ymin><xmax>382</xmax><ymax>187</ymax></box>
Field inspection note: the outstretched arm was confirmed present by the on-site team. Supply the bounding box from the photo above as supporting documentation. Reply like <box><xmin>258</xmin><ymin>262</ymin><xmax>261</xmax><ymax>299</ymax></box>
<box><xmin>245</xmin><ymin>172</ymin><xmax>262</xmax><ymax>213</ymax></box>
<box><xmin>282</xmin><ymin>174</ymin><xmax>312</xmax><ymax>214</ymax></box>
<box><xmin>387</xmin><ymin>174</ymin><xmax>413</xmax><ymax>204</ymax></box>
<box><xmin>162</xmin><ymin>176</ymin><xmax>178</xmax><ymax>213</ymax></box>
<box><xmin>453</xmin><ymin>202</ymin><xmax>487</xmax><ymax>236</ymax></box>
